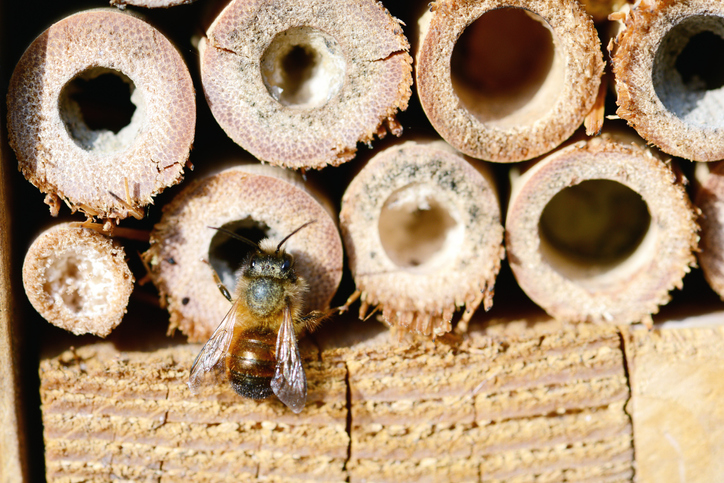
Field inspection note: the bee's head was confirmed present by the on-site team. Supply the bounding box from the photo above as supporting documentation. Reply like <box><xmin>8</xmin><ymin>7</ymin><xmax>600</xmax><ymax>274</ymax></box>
<box><xmin>245</xmin><ymin>248</ymin><xmax>296</xmax><ymax>281</ymax></box>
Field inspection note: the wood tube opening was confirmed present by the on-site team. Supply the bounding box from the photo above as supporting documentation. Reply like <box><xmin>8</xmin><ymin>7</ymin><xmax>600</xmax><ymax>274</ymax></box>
<box><xmin>450</xmin><ymin>8</ymin><xmax>562</xmax><ymax>130</ymax></box>
<box><xmin>145</xmin><ymin>165</ymin><xmax>343</xmax><ymax>341</ymax></box>
<box><xmin>200</xmin><ymin>0</ymin><xmax>412</xmax><ymax>169</ymax></box>
<box><xmin>59</xmin><ymin>67</ymin><xmax>143</xmax><ymax>153</ymax></box>
<box><xmin>538</xmin><ymin>179</ymin><xmax>654</xmax><ymax>289</ymax></box>
<box><xmin>378</xmin><ymin>184</ymin><xmax>463</xmax><ymax>270</ymax></box>
<box><xmin>416</xmin><ymin>0</ymin><xmax>603</xmax><ymax>162</ymax></box>
<box><xmin>23</xmin><ymin>223</ymin><xmax>134</xmax><ymax>337</ymax></box>
<box><xmin>6</xmin><ymin>9</ymin><xmax>195</xmax><ymax>220</ymax></box>
<box><xmin>654</xmin><ymin>17</ymin><xmax>724</xmax><ymax>128</ymax></box>
<box><xmin>612</xmin><ymin>2</ymin><xmax>724</xmax><ymax>161</ymax></box>
<box><xmin>208</xmin><ymin>219</ymin><xmax>269</xmax><ymax>292</ymax></box>
<box><xmin>261</xmin><ymin>27</ymin><xmax>346</xmax><ymax>109</ymax></box>
<box><xmin>506</xmin><ymin>134</ymin><xmax>698</xmax><ymax>325</ymax></box>
<box><xmin>340</xmin><ymin>140</ymin><xmax>505</xmax><ymax>337</ymax></box>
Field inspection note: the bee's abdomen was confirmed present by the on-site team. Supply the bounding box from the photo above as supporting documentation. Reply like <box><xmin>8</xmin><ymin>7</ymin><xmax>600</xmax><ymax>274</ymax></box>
<box><xmin>226</xmin><ymin>329</ymin><xmax>276</xmax><ymax>400</ymax></box>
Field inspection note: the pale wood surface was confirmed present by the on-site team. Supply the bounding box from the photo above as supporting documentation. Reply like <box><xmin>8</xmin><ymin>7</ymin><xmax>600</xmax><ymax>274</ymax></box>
<box><xmin>625</xmin><ymin>315</ymin><xmax>724</xmax><ymax>483</ymax></box>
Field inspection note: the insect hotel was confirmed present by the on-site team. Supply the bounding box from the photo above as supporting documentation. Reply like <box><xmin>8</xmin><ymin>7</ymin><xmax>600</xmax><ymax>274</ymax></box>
<box><xmin>1</xmin><ymin>0</ymin><xmax>724</xmax><ymax>481</ymax></box>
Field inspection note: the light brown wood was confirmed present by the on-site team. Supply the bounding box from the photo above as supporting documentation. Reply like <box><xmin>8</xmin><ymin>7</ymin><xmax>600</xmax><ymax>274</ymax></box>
<box><xmin>623</xmin><ymin>315</ymin><xmax>724</xmax><ymax>482</ymax></box>
<box><xmin>144</xmin><ymin>164</ymin><xmax>344</xmax><ymax>342</ymax></box>
<box><xmin>339</xmin><ymin>139</ymin><xmax>505</xmax><ymax>336</ymax></box>
<box><xmin>506</xmin><ymin>132</ymin><xmax>698</xmax><ymax>325</ymax></box>
<box><xmin>22</xmin><ymin>223</ymin><xmax>134</xmax><ymax>337</ymax></box>
<box><xmin>6</xmin><ymin>8</ymin><xmax>196</xmax><ymax>220</ymax></box>
<box><xmin>578</xmin><ymin>0</ymin><xmax>630</xmax><ymax>23</ymax></box>
<box><xmin>415</xmin><ymin>0</ymin><xmax>603</xmax><ymax>162</ymax></box>
<box><xmin>611</xmin><ymin>0</ymin><xmax>724</xmax><ymax>161</ymax></box>
<box><xmin>199</xmin><ymin>0</ymin><xmax>412</xmax><ymax>169</ymax></box>
<box><xmin>39</xmin><ymin>314</ymin><xmax>633</xmax><ymax>482</ymax></box>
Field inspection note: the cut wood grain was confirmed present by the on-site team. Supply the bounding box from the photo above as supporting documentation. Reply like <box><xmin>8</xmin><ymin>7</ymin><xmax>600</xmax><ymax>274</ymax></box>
<box><xmin>39</xmin><ymin>315</ymin><xmax>633</xmax><ymax>481</ymax></box>
<box><xmin>624</xmin><ymin>315</ymin><xmax>724</xmax><ymax>482</ymax></box>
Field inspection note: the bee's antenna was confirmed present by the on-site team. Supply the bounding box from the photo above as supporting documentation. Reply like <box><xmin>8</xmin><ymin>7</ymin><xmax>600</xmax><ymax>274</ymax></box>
<box><xmin>276</xmin><ymin>220</ymin><xmax>316</xmax><ymax>254</ymax></box>
<box><xmin>208</xmin><ymin>226</ymin><xmax>260</xmax><ymax>250</ymax></box>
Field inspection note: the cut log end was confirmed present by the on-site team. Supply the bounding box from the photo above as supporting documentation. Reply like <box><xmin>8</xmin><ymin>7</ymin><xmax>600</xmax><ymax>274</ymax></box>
<box><xmin>612</xmin><ymin>0</ymin><xmax>724</xmax><ymax>161</ymax></box>
<box><xmin>200</xmin><ymin>0</ymin><xmax>412</xmax><ymax>169</ymax></box>
<box><xmin>506</xmin><ymin>133</ymin><xmax>699</xmax><ymax>324</ymax></box>
<box><xmin>145</xmin><ymin>165</ymin><xmax>343</xmax><ymax>342</ymax></box>
<box><xmin>416</xmin><ymin>0</ymin><xmax>603</xmax><ymax>162</ymax></box>
<box><xmin>6</xmin><ymin>9</ymin><xmax>196</xmax><ymax>220</ymax></box>
<box><xmin>340</xmin><ymin>140</ymin><xmax>505</xmax><ymax>337</ymax></box>
<box><xmin>22</xmin><ymin>223</ymin><xmax>134</xmax><ymax>337</ymax></box>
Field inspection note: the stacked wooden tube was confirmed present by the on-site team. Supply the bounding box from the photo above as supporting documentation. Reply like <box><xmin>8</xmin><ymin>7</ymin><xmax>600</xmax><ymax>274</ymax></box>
<box><xmin>5</xmin><ymin>0</ymin><xmax>724</xmax><ymax>481</ymax></box>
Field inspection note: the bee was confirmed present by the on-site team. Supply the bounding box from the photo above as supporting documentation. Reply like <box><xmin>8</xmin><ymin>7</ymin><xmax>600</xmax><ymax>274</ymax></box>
<box><xmin>188</xmin><ymin>221</ymin><xmax>327</xmax><ymax>413</ymax></box>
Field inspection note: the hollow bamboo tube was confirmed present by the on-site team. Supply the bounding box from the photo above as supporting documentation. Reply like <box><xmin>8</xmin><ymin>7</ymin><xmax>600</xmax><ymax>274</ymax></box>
<box><xmin>6</xmin><ymin>9</ymin><xmax>196</xmax><ymax>220</ymax></box>
<box><xmin>339</xmin><ymin>140</ymin><xmax>505</xmax><ymax>337</ymax></box>
<box><xmin>415</xmin><ymin>0</ymin><xmax>604</xmax><ymax>163</ymax></box>
<box><xmin>611</xmin><ymin>0</ymin><xmax>724</xmax><ymax>161</ymax></box>
<box><xmin>22</xmin><ymin>223</ymin><xmax>135</xmax><ymax>337</ymax></box>
<box><xmin>693</xmin><ymin>162</ymin><xmax>724</xmax><ymax>299</ymax></box>
<box><xmin>145</xmin><ymin>164</ymin><xmax>344</xmax><ymax>342</ymax></box>
<box><xmin>199</xmin><ymin>0</ymin><xmax>412</xmax><ymax>170</ymax></box>
<box><xmin>506</xmin><ymin>133</ymin><xmax>698</xmax><ymax>325</ymax></box>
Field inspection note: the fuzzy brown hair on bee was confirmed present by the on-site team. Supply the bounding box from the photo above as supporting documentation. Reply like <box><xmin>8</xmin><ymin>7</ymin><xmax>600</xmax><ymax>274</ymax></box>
<box><xmin>188</xmin><ymin>221</ymin><xmax>326</xmax><ymax>413</ymax></box>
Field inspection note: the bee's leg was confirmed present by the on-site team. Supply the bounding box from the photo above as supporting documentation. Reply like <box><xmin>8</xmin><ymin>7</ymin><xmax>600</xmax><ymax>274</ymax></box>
<box><xmin>201</xmin><ymin>259</ymin><xmax>232</xmax><ymax>302</ymax></box>
<box><xmin>333</xmin><ymin>290</ymin><xmax>361</xmax><ymax>314</ymax></box>
<box><xmin>299</xmin><ymin>311</ymin><xmax>329</xmax><ymax>332</ymax></box>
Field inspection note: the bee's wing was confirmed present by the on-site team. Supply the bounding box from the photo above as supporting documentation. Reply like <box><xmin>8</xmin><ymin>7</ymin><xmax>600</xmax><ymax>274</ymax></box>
<box><xmin>271</xmin><ymin>305</ymin><xmax>307</xmax><ymax>413</ymax></box>
<box><xmin>187</xmin><ymin>301</ymin><xmax>239</xmax><ymax>394</ymax></box>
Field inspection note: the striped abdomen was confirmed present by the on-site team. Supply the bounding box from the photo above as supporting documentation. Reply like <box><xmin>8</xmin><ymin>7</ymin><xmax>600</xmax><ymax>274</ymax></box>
<box><xmin>225</xmin><ymin>327</ymin><xmax>276</xmax><ymax>400</ymax></box>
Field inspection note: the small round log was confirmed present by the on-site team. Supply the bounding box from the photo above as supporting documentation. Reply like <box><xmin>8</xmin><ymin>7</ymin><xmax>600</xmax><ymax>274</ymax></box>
<box><xmin>145</xmin><ymin>164</ymin><xmax>344</xmax><ymax>342</ymax></box>
<box><xmin>415</xmin><ymin>0</ymin><xmax>603</xmax><ymax>162</ymax></box>
<box><xmin>506</xmin><ymin>132</ymin><xmax>698</xmax><ymax>325</ymax></box>
<box><xmin>611</xmin><ymin>0</ymin><xmax>724</xmax><ymax>161</ymax></box>
<box><xmin>7</xmin><ymin>9</ymin><xmax>196</xmax><ymax>220</ymax></box>
<box><xmin>693</xmin><ymin>162</ymin><xmax>724</xmax><ymax>298</ymax></box>
<box><xmin>23</xmin><ymin>223</ymin><xmax>134</xmax><ymax>337</ymax></box>
<box><xmin>199</xmin><ymin>0</ymin><xmax>412</xmax><ymax>169</ymax></box>
<box><xmin>339</xmin><ymin>139</ymin><xmax>505</xmax><ymax>337</ymax></box>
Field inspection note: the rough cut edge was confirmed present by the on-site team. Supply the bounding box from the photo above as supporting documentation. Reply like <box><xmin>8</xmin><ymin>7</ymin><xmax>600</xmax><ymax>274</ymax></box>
<box><xmin>611</xmin><ymin>0</ymin><xmax>724</xmax><ymax>161</ymax></box>
<box><xmin>578</xmin><ymin>0</ymin><xmax>630</xmax><ymax>22</ymax></box>
<box><xmin>199</xmin><ymin>0</ymin><xmax>413</xmax><ymax>169</ymax></box>
<box><xmin>145</xmin><ymin>165</ymin><xmax>343</xmax><ymax>342</ymax></box>
<box><xmin>416</xmin><ymin>0</ymin><xmax>604</xmax><ymax>162</ymax></box>
<box><xmin>339</xmin><ymin>140</ymin><xmax>505</xmax><ymax>337</ymax></box>
<box><xmin>22</xmin><ymin>223</ymin><xmax>134</xmax><ymax>337</ymax></box>
<box><xmin>110</xmin><ymin>0</ymin><xmax>196</xmax><ymax>7</ymax></box>
<box><xmin>6</xmin><ymin>9</ymin><xmax>196</xmax><ymax>220</ymax></box>
<box><xmin>506</xmin><ymin>133</ymin><xmax>699</xmax><ymax>325</ymax></box>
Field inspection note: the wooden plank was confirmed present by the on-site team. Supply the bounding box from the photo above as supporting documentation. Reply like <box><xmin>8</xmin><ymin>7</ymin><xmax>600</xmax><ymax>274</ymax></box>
<box><xmin>0</xmin><ymin>88</ymin><xmax>27</xmax><ymax>481</ymax></box>
<box><xmin>624</xmin><ymin>314</ymin><xmax>724</xmax><ymax>482</ymax></box>
<box><xmin>39</xmin><ymin>315</ymin><xmax>633</xmax><ymax>481</ymax></box>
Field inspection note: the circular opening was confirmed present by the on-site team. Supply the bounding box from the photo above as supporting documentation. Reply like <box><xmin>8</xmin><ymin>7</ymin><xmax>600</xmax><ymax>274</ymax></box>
<box><xmin>654</xmin><ymin>15</ymin><xmax>724</xmax><ymax>128</ymax></box>
<box><xmin>538</xmin><ymin>180</ymin><xmax>652</xmax><ymax>285</ymax></box>
<box><xmin>450</xmin><ymin>8</ymin><xmax>563</xmax><ymax>128</ymax></box>
<box><xmin>59</xmin><ymin>67</ymin><xmax>144</xmax><ymax>153</ymax></box>
<box><xmin>261</xmin><ymin>26</ymin><xmax>346</xmax><ymax>108</ymax></box>
<box><xmin>43</xmin><ymin>249</ymin><xmax>114</xmax><ymax>316</ymax></box>
<box><xmin>378</xmin><ymin>184</ymin><xmax>462</xmax><ymax>269</ymax></box>
<box><xmin>208</xmin><ymin>219</ymin><xmax>269</xmax><ymax>294</ymax></box>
